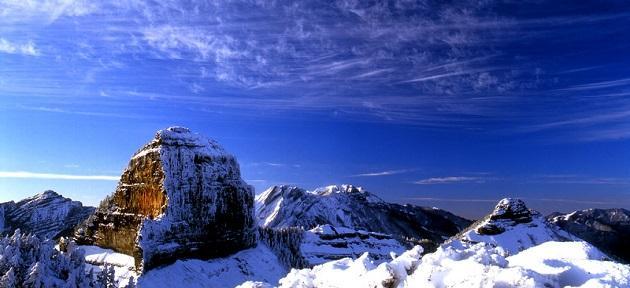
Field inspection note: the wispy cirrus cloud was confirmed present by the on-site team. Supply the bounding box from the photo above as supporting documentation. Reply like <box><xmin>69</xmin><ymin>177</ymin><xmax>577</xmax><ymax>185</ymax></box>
<box><xmin>530</xmin><ymin>174</ymin><xmax>630</xmax><ymax>185</ymax></box>
<box><xmin>415</xmin><ymin>176</ymin><xmax>487</xmax><ymax>185</ymax></box>
<box><xmin>351</xmin><ymin>169</ymin><xmax>413</xmax><ymax>177</ymax></box>
<box><xmin>559</xmin><ymin>77</ymin><xmax>630</xmax><ymax>91</ymax></box>
<box><xmin>2</xmin><ymin>0</ymin><xmax>630</xmax><ymax>139</ymax></box>
<box><xmin>0</xmin><ymin>0</ymin><xmax>96</xmax><ymax>23</ymax></box>
<box><xmin>246</xmin><ymin>162</ymin><xmax>301</xmax><ymax>169</ymax></box>
<box><xmin>0</xmin><ymin>171</ymin><xmax>118</xmax><ymax>181</ymax></box>
<box><xmin>0</xmin><ymin>38</ymin><xmax>39</xmax><ymax>56</ymax></box>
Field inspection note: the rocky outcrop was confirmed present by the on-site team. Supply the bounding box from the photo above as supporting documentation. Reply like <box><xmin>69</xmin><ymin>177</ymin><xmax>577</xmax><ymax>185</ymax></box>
<box><xmin>549</xmin><ymin>208</ymin><xmax>630</xmax><ymax>263</ymax></box>
<box><xmin>475</xmin><ymin>198</ymin><xmax>534</xmax><ymax>235</ymax></box>
<box><xmin>0</xmin><ymin>190</ymin><xmax>95</xmax><ymax>239</ymax></box>
<box><xmin>256</xmin><ymin>185</ymin><xmax>472</xmax><ymax>253</ymax></box>
<box><xmin>452</xmin><ymin>198</ymin><xmax>577</xmax><ymax>255</ymax></box>
<box><xmin>75</xmin><ymin>127</ymin><xmax>256</xmax><ymax>271</ymax></box>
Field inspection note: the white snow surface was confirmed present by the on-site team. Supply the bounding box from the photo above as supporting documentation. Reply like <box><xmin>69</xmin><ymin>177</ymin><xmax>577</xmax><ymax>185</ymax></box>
<box><xmin>262</xmin><ymin>199</ymin><xmax>630</xmax><ymax>288</ymax></box>
<box><xmin>138</xmin><ymin>244</ymin><xmax>287</xmax><ymax>288</ymax></box>
<box><xmin>81</xmin><ymin>245</ymin><xmax>139</xmax><ymax>287</ymax></box>
<box><xmin>458</xmin><ymin>214</ymin><xmax>578</xmax><ymax>255</ymax></box>
<box><xmin>272</xmin><ymin>241</ymin><xmax>630</xmax><ymax>288</ymax></box>
<box><xmin>301</xmin><ymin>224</ymin><xmax>407</xmax><ymax>266</ymax></box>
<box><xmin>81</xmin><ymin>244</ymin><xmax>287</xmax><ymax>288</ymax></box>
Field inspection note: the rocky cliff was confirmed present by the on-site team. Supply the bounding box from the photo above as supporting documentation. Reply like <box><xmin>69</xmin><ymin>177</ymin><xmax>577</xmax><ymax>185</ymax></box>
<box><xmin>256</xmin><ymin>184</ymin><xmax>472</xmax><ymax>252</ymax></box>
<box><xmin>75</xmin><ymin>127</ymin><xmax>256</xmax><ymax>271</ymax></box>
<box><xmin>549</xmin><ymin>208</ymin><xmax>630</xmax><ymax>263</ymax></box>
<box><xmin>0</xmin><ymin>190</ymin><xmax>94</xmax><ymax>239</ymax></box>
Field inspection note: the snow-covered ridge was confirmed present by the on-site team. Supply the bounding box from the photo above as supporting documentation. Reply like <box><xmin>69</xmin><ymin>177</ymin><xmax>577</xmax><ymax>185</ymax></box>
<box><xmin>549</xmin><ymin>208</ymin><xmax>630</xmax><ymax>263</ymax></box>
<box><xmin>256</xmin><ymin>184</ymin><xmax>471</xmax><ymax>253</ymax></box>
<box><xmin>257</xmin><ymin>198</ymin><xmax>630</xmax><ymax>288</ymax></box>
<box><xmin>452</xmin><ymin>198</ymin><xmax>577</xmax><ymax>255</ymax></box>
<box><xmin>300</xmin><ymin>224</ymin><xmax>406</xmax><ymax>266</ymax></box>
<box><xmin>273</xmin><ymin>240</ymin><xmax>630</xmax><ymax>288</ymax></box>
<box><xmin>0</xmin><ymin>190</ymin><xmax>94</xmax><ymax>239</ymax></box>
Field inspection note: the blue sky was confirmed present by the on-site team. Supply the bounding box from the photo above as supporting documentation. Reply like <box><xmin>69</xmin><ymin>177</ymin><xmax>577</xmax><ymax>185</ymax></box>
<box><xmin>1</xmin><ymin>0</ymin><xmax>630</xmax><ymax>218</ymax></box>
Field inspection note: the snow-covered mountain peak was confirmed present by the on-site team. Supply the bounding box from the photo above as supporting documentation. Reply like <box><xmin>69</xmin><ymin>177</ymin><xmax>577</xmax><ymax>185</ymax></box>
<box><xmin>36</xmin><ymin>190</ymin><xmax>61</xmax><ymax>199</ymax></box>
<box><xmin>256</xmin><ymin>184</ymin><xmax>472</xmax><ymax>254</ymax></box>
<box><xmin>0</xmin><ymin>191</ymin><xmax>94</xmax><ymax>239</ymax></box>
<box><xmin>475</xmin><ymin>198</ymin><xmax>538</xmax><ymax>235</ymax></box>
<box><xmin>489</xmin><ymin>198</ymin><xmax>535</xmax><ymax>223</ymax></box>
<box><xmin>453</xmin><ymin>198</ymin><xmax>577</xmax><ymax>255</ymax></box>
<box><xmin>312</xmin><ymin>184</ymin><xmax>361</xmax><ymax>194</ymax></box>
<box><xmin>134</xmin><ymin>126</ymin><xmax>231</xmax><ymax>159</ymax></box>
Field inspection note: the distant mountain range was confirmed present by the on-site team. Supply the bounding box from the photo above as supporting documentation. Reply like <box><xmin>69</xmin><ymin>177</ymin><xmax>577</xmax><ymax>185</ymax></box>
<box><xmin>255</xmin><ymin>184</ymin><xmax>472</xmax><ymax>253</ymax></box>
<box><xmin>549</xmin><ymin>208</ymin><xmax>630</xmax><ymax>264</ymax></box>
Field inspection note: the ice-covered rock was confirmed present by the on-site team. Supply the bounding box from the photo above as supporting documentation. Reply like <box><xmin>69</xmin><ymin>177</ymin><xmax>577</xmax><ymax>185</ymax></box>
<box><xmin>0</xmin><ymin>190</ymin><xmax>94</xmax><ymax>239</ymax></box>
<box><xmin>450</xmin><ymin>198</ymin><xmax>577</xmax><ymax>256</ymax></box>
<box><xmin>549</xmin><ymin>208</ymin><xmax>630</xmax><ymax>263</ymax></box>
<box><xmin>256</xmin><ymin>185</ymin><xmax>471</xmax><ymax>252</ymax></box>
<box><xmin>75</xmin><ymin>127</ymin><xmax>256</xmax><ymax>271</ymax></box>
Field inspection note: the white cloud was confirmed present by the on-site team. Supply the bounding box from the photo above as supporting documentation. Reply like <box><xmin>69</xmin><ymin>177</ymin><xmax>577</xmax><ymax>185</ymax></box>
<box><xmin>0</xmin><ymin>171</ymin><xmax>119</xmax><ymax>181</ymax></box>
<box><xmin>0</xmin><ymin>38</ymin><xmax>39</xmax><ymax>56</ymax></box>
<box><xmin>0</xmin><ymin>0</ymin><xmax>96</xmax><ymax>23</ymax></box>
<box><xmin>352</xmin><ymin>169</ymin><xmax>411</xmax><ymax>177</ymax></box>
<box><xmin>415</xmin><ymin>176</ymin><xmax>482</xmax><ymax>185</ymax></box>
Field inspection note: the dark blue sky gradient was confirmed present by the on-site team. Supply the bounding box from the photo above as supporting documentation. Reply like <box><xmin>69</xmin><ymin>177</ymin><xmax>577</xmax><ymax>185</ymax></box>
<box><xmin>1</xmin><ymin>0</ymin><xmax>630</xmax><ymax>218</ymax></box>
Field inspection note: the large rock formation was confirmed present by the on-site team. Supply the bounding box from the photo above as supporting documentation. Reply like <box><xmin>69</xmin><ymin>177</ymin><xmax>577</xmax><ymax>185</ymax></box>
<box><xmin>0</xmin><ymin>190</ymin><xmax>95</xmax><ymax>239</ymax></box>
<box><xmin>75</xmin><ymin>127</ymin><xmax>256</xmax><ymax>271</ymax></box>
<box><xmin>549</xmin><ymin>208</ymin><xmax>630</xmax><ymax>263</ymax></box>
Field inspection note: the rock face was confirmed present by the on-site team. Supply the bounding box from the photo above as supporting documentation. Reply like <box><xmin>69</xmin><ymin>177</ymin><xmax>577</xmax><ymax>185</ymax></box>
<box><xmin>256</xmin><ymin>184</ymin><xmax>472</xmax><ymax>252</ymax></box>
<box><xmin>0</xmin><ymin>190</ymin><xmax>95</xmax><ymax>239</ymax></box>
<box><xmin>452</xmin><ymin>198</ymin><xmax>577</xmax><ymax>255</ymax></box>
<box><xmin>549</xmin><ymin>208</ymin><xmax>630</xmax><ymax>263</ymax></box>
<box><xmin>75</xmin><ymin>127</ymin><xmax>256</xmax><ymax>271</ymax></box>
<box><xmin>475</xmin><ymin>198</ymin><xmax>534</xmax><ymax>235</ymax></box>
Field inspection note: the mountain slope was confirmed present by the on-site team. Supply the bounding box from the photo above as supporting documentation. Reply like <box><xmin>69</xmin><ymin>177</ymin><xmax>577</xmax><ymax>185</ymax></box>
<box><xmin>300</xmin><ymin>225</ymin><xmax>407</xmax><ymax>266</ymax></box>
<box><xmin>449</xmin><ymin>198</ymin><xmax>577</xmax><ymax>255</ymax></box>
<box><xmin>0</xmin><ymin>190</ymin><xmax>95</xmax><ymax>239</ymax></box>
<box><xmin>80</xmin><ymin>243</ymin><xmax>287</xmax><ymax>288</ymax></box>
<box><xmin>549</xmin><ymin>208</ymin><xmax>630</xmax><ymax>263</ymax></box>
<box><xmin>256</xmin><ymin>184</ymin><xmax>471</xmax><ymax>250</ymax></box>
